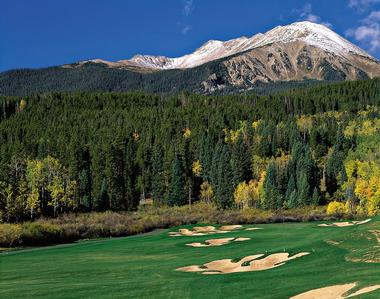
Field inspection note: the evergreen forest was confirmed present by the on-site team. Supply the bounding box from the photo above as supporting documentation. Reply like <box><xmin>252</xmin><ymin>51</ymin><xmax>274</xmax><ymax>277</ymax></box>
<box><xmin>1</xmin><ymin>78</ymin><xmax>380</xmax><ymax>222</ymax></box>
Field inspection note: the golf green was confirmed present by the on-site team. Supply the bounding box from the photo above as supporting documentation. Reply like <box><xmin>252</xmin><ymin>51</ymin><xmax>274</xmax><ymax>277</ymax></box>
<box><xmin>1</xmin><ymin>217</ymin><xmax>379</xmax><ymax>298</ymax></box>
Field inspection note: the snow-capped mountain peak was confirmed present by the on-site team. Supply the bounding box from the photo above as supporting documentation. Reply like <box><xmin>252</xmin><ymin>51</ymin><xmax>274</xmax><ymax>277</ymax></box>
<box><xmin>253</xmin><ymin>21</ymin><xmax>370</xmax><ymax>59</ymax></box>
<box><xmin>79</xmin><ymin>21</ymin><xmax>376</xmax><ymax>70</ymax></box>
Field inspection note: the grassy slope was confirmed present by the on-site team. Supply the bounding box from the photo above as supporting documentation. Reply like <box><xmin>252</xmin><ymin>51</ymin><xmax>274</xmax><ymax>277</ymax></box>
<box><xmin>0</xmin><ymin>218</ymin><xmax>379</xmax><ymax>299</ymax></box>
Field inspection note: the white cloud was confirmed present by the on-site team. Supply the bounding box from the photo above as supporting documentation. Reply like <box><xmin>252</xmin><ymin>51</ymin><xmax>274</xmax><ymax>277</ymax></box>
<box><xmin>181</xmin><ymin>25</ymin><xmax>192</xmax><ymax>35</ymax></box>
<box><xmin>346</xmin><ymin>10</ymin><xmax>380</xmax><ymax>52</ymax></box>
<box><xmin>366</xmin><ymin>10</ymin><xmax>380</xmax><ymax>21</ymax></box>
<box><xmin>297</xmin><ymin>3</ymin><xmax>333</xmax><ymax>28</ymax></box>
<box><xmin>179</xmin><ymin>1</ymin><xmax>194</xmax><ymax>34</ymax></box>
<box><xmin>348</xmin><ymin>0</ymin><xmax>380</xmax><ymax>10</ymax></box>
<box><xmin>183</xmin><ymin>0</ymin><xmax>194</xmax><ymax>16</ymax></box>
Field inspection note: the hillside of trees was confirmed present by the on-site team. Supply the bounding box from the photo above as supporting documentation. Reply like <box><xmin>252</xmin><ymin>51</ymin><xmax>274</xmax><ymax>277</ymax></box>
<box><xmin>0</xmin><ymin>62</ymin><xmax>328</xmax><ymax>96</ymax></box>
<box><xmin>1</xmin><ymin>78</ymin><xmax>380</xmax><ymax>223</ymax></box>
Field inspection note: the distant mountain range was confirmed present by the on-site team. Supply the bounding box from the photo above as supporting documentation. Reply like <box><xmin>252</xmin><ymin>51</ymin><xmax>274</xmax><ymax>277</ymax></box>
<box><xmin>1</xmin><ymin>21</ymin><xmax>380</xmax><ymax>95</ymax></box>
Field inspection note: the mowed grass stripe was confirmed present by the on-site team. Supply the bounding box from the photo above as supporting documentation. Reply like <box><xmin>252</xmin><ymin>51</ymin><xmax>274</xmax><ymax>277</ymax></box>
<box><xmin>0</xmin><ymin>218</ymin><xmax>379</xmax><ymax>298</ymax></box>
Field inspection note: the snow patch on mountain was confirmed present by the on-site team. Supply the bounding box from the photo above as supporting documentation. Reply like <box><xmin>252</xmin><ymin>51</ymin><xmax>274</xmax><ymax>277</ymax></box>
<box><xmin>79</xmin><ymin>21</ymin><xmax>375</xmax><ymax>70</ymax></box>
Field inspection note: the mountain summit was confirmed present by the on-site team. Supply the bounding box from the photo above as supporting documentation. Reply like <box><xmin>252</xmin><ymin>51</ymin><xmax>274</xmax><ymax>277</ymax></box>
<box><xmin>82</xmin><ymin>21</ymin><xmax>377</xmax><ymax>70</ymax></box>
<box><xmin>1</xmin><ymin>21</ymin><xmax>380</xmax><ymax>95</ymax></box>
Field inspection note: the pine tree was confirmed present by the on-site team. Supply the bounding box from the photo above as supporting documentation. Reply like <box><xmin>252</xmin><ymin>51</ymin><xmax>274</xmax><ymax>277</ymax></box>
<box><xmin>181</xmin><ymin>138</ymin><xmax>194</xmax><ymax>207</ymax></box>
<box><xmin>107</xmin><ymin>143</ymin><xmax>126</xmax><ymax>210</ymax></box>
<box><xmin>210</xmin><ymin>141</ymin><xmax>223</xmax><ymax>191</ymax></box>
<box><xmin>231</xmin><ymin>136</ymin><xmax>251</xmax><ymax>186</ymax></box>
<box><xmin>151</xmin><ymin>145</ymin><xmax>166</xmax><ymax>205</ymax></box>
<box><xmin>297</xmin><ymin>171</ymin><xmax>310</xmax><ymax>206</ymax></box>
<box><xmin>125</xmin><ymin>138</ymin><xmax>139</xmax><ymax>210</ymax></box>
<box><xmin>311</xmin><ymin>187</ymin><xmax>320</xmax><ymax>206</ymax></box>
<box><xmin>167</xmin><ymin>153</ymin><xmax>186</xmax><ymax>206</ymax></box>
<box><xmin>263</xmin><ymin>161</ymin><xmax>282</xmax><ymax>209</ymax></box>
<box><xmin>199</xmin><ymin>134</ymin><xmax>213</xmax><ymax>181</ymax></box>
<box><xmin>96</xmin><ymin>178</ymin><xmax>109</xmax><ymax>211</ymax></box>
<box><xmin>285</xmin><ymin>175</ymin><xmax>296</xmax><ymax>203</ymax></box>
<box><xmin>79</xmin><ymin>168</ymin><xmax>92</xmax><ymax>210</ymax></box>
<box><xmin>215</xmin><ymin>144</ymin><xmax>234</xmax><ymax>209</ymax></box>
<box><xmin>289</xmin><ymin>190</ymin><xmax>298</xmax><ymax>208</ymax></box>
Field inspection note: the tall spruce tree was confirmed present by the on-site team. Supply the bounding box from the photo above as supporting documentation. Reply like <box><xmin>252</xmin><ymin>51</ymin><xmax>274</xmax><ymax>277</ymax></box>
<box><xmin>167</xmin><ymin>153</ymin><xmax>186</xmax><ymax>206</ymax></box>
<box><xmin>106</xmin><ymin>142</ymin><xmax>126</xmax><ymax>210</ymax></box>
<box><xmin>96</xmin><ymin>178</ymin><xmax>109</xmax><ymax>211</ymax></box>
<box><xmin>199</xmin><ymin>134</ymin><xmax>213</xmax><ymax>181</ymax></box>
<box><xmin>210</xmin><ymin>140</ymin><xmax>223</xmax><ymax>191</ymax></box>
<box><xmin>263</xmin><ymin>161</ymin><xmax>282</xmax><ymax>209</ymax></box>
<box><xmin>312</xmin><ymin>187</ymin><xmax>320</xmax><ymax>206</ymax></box>
<box><xmin>79</xmin><ymin>168</ymin><xmax>92</xmax><ymax>210</ymax></box>
<box><xmin>285</xmin><ymin>175</ymin><xmax>296</xmax><ymax>205</ymax></box>
<box><xmin>231</xmin><ymin>136</ymin><xmax>251</xmax><ymax>186</ymax></box>
<box><xmin>215</xmin><ymin>144</ymin><xmax>234</xmax><ymax>209</ymax></box>
<box><xmin>297</xmin><ymin>171</ymin><xmax>310</xmax><ymax>206</ymax></box>
<box><xmin>151</xmin><ymin>145</ymin><xmax>166</xmax><ymax>205</ymax></box>
<box><xmin>125</xmin><ymin>138</ymin><xmax>139</xmax><ymax>210</ymax></box>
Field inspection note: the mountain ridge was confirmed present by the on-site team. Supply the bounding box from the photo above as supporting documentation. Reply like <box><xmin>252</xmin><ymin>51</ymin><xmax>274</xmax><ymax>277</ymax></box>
<box><xmin>71</xmin><ymin>21</ymin><xmax>377</xmax><ymax>71</ymax></box>
<box><xmin>1</xmin><ymin>21</ymin><xmax>380</xmax><ymax>96</ymax></box>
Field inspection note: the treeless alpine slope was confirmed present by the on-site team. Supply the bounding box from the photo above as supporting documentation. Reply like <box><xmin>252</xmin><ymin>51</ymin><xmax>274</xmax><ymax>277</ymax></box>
<box><xmin>1</xmin><ymin>218</ymin><xmax>379</xmax><ymax>298</ymax></box>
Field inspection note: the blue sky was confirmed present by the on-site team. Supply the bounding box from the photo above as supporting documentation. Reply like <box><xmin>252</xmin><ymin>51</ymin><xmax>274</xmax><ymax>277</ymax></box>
<box><xmin>1</xmin><ymin>0</ymin><xmax>380</xmax><ymax>71</ymax></box>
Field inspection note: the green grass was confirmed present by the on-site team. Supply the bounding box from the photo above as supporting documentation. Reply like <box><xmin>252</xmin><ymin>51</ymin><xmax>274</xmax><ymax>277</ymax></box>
<box><xmin>1</xmin><ymin>217</ymin><xmax>379</xmax><ymax>299</ymax></box>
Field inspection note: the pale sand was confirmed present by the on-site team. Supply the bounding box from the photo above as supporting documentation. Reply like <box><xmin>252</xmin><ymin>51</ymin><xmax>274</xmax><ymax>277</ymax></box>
<box><xmin>245</xmin><ymin>227</ymin><xmax>263</xmax><ymax>231</ymax></box>
<box><xmin>219</xmin><ymin>225</ymin><xmax>243</xmax><ymax>231</ymax></box>
<box><xmin>186</xmin><ymin>237</ymin><xmax>250</xmax><ymax>247</ymax></box>
<box><xmin>318</xmin><ymin>219</ymin><xmax>372</xmax><ymax>227</ymax></box>
<box><xmin>326</xmin><ymin>240</ymin><xmax>341</xmax><ymax>246</ymax></box>
<box><xmin>346</xmin><ymin>285</ymin><xmax>380</xmax><ymax>297</ymax></box>
<box><xmin>192</xmin><ymin>226</ymin><xmax>216</xmax><ymax>232</ymax></box>
<box><xmin>176</xmin><ymin>252</ymin><xmax>309</xmax><ymax>274</ymax></box>
<box><xmin>290</xmin><ymin>283</ymin><xmax>380</xmax><ymax>299</ymax></box>
<box><xmin>234</xmin><ymin>237</ymin><xmax>251</xmax><ymax>242</ymax></box>
<box><xmin>169</xmin><ymin>224</ymin><xmax>244</xmax><ymax>237</ymax></box>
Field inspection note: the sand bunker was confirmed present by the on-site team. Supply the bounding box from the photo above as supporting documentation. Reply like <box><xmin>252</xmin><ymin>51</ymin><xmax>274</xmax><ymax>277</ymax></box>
<box><xmin>169</xmin><ymin>225</ymin><xmax>244</xmax><ymax>237</ymax></box>
<box><xmin>186</xmin><ymin>237</ymin><xmax>251</xmax><ymax>247</ymax></box>
<box><xmin>326</xmin><ymin>240</ymin><xmax>341</xmax><ymax>246</ymax></box>
<box><xmin>318</xmin><ymin>219</ymin><xmax>372</xmax><ymax>227</ymax></box>
<box><xmin>219</xmin><ymin>225</ymin><xmax>243</xmax><ymax>231</ymax></box>
<box><xmin>176</xmin><ymin>252</ymin><xmax>309</xmax><ymax>274</ymax></box>
<box><xmin>290</xmin><ymin>282</ymin><xmax>380</xmax><ymax>299</ymax></box>
<box><xmin>245</xmin><ymin>227</ymin><xmax>263</xmax><ymax>231</ymax></box>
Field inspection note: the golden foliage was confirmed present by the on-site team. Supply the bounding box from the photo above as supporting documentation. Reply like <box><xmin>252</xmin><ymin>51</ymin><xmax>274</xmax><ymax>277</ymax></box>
<box><xmin>132</xmin><ymin>132</ymin><xmax>140</xmax><ymax>141</ymax></box>
<box><xmin>192</xmin><ymin>160</ymin><xmax>202</xmax><ymax>177</ymax></box>
<box><xmin>183</xmin><ymin>128</ymin><xmax>191</xmax><ymax>139</ymax></box>
<box><xmin>200</xmin><ymin>181</ymin><xmax>213</xmax><ymax>204</ymax></box>
<box><xmin>326</xmin><ymin>201</ymin><xmax>346</xmax><ymax>215</ymax></box>
<box><xmin>234</xmin><ymin>178</ymin><xmax>263</xmax><ymax>209</ymax></box>
<box><xmin>252</xmin><ymin>119</ymin><xmax>262</xmax><ymax>130</ymax></box>
<box><xmin>19</xmin><ymin>99</ymin><xmax>27</xmax><ymax>112</ymax></box>
<box><xmin>297</xmin><ymin>115</ymin><xmax>314</xmax><ymax>133</ymax></box>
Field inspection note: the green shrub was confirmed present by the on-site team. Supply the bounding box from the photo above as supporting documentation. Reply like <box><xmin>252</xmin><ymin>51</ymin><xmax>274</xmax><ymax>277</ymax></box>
<box><xmin>0</xmin><ymin>223</ymin><xmax>22</xmax><ymax>247</ymax></box>
<box><xmin>20</xmin><ymin>222</ymin><xmax>63</xmax><ymax>246</ymax></box>
<box><xmin>0</xmin><ymin>204</ymin><xmax>336</xmax><ymax>248</ymax></box>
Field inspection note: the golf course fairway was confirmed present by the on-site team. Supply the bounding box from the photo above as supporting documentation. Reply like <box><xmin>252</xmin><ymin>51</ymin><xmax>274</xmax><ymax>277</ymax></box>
<box><xmin>1</xmin><ymin>217</ymin><xmax>379</xmax><ymax>298</ymax></box>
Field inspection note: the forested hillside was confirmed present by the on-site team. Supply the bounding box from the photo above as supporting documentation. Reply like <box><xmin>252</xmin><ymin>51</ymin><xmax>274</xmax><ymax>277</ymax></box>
<box><xmin>1</xmin><ymin>79</ymin><xmax>380</xmax><ymax>222</ymax></box>
<box><xmin>0</xmin><ymin>62</ymin><xmax>328</xmax><ymax>96</ymax></box>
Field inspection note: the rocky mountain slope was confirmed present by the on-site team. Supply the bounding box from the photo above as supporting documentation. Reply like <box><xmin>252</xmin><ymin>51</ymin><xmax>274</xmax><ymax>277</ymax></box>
<box><xmin>1</xmin><ymin>21</ymin><xmax>379</xmax><ymax>95</ymax></box>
